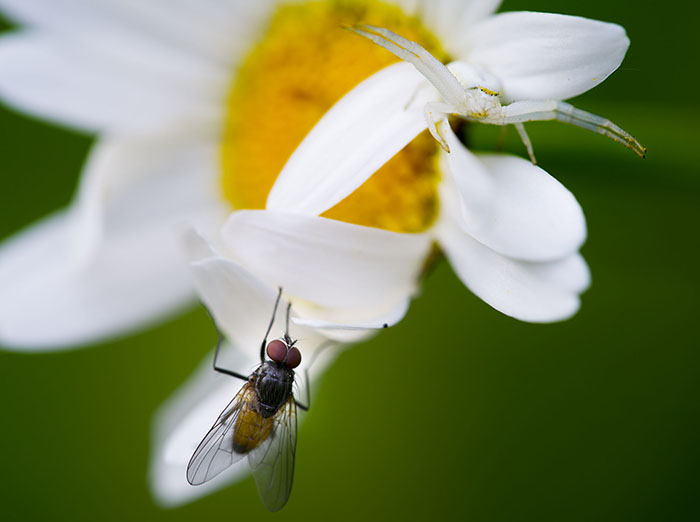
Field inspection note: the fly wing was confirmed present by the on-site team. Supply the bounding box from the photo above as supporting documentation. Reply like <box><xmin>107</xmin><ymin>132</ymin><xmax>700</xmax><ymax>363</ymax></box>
<box><xmin>186</xmin><ymin>382</ymin><xmax>254</xmax><ymax>485</ymax></box>
<box><xmin>248</xmin><ymin>397</ymin><xmax>298</xmax><ymax>512</ymax></box>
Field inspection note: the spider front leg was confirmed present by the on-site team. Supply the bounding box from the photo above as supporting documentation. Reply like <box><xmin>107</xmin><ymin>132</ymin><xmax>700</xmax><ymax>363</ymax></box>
<box><xmin>483</xmin><ymin>100</ymin><xmax>646</xmax><ymax>158</ymax></box>
<box><xmin>348</xmin><ymin>24</ymin><xmax>468</xmax><ymax>109</ymax></box>
<box><xmin>424</xmin><ymin>101</ymin><xmax>455</xmax><ymax>153</ymax></box>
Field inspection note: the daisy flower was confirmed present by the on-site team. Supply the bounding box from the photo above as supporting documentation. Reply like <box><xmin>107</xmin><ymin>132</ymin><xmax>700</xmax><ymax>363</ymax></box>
<box><xmin>0</xmin><ymin>0</ymin><xmax>631</xmax><ymax>350</ymax></box>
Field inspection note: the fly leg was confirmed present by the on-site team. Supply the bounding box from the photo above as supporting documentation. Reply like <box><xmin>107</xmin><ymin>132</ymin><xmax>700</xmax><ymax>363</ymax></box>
<box><xmin>260</xmin><ymin>287</ymin><xmax>283</xmax><ymax>363</ymax></box>
<box><xmin>200</xmin><ymin>304</ymin><xmax>250</xmax><ymax>381</ymax></box>
<box><xmin>283</xmin><ymin>300</ymin><xmax>293</xmax><ymax>347</ymax></box>
<box><xmin>212</xmin><ymin>330</ymin><xmax>249</xmax><ymax>381</ymax></box>
<box><xmin>294</xmin><ymin>340</ymin><xmax>337</xmax><ymax>411</ymax></box>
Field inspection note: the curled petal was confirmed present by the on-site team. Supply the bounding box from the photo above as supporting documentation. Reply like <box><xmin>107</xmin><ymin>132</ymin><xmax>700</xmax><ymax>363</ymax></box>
<box><xmin>438</xmin><ymin>214</ymin><xmax>590</xmax><ymax>323</ymax></box>
<box><xmin>222</xmin><ymin>210</ymin><xmax>431</xmax><ymax>310</ymax></box>
<box><xmin>442</xmin><ymin>131</ymin><xmax>586</xmax><ymax>262</ymax></box>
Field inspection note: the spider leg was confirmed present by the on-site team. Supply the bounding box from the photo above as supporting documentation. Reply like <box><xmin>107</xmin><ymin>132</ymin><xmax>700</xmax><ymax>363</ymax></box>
<box><xmin>424</xmin><ymin>102</ymin><xmax>454</xmax><ymax>153</ymax></box>
<box><xmin>483</xmin><ymin>100</ymin><xmax>646</xmax><ymax>158</ymax></box>
<box><xmin>348</xmin><ymin>24</ymin><xmax>467</xmax><ymax>108</ymax></box>
<box><xmin>514</xmin><ymin>123</ymin><xmax>537</xmax><ymax>164</ymax></box>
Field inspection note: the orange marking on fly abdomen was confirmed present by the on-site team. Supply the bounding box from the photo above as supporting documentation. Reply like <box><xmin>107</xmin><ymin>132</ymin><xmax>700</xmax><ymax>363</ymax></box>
<box><xmin>233</xmin><ymin>407</ymin><xmax>274</xmax><ymax>454</ymax></box>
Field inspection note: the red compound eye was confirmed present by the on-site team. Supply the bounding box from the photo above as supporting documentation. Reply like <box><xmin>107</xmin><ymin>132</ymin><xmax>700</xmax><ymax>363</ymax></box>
<box><xmin>266</xmin><ymin>340</ymin><xmax>288</xmax><ymax>363</ymax></box>
<box><xmin>284</xmin><ymin>347</ymin><xmax>302</xmax><ymax>369</ymax></box>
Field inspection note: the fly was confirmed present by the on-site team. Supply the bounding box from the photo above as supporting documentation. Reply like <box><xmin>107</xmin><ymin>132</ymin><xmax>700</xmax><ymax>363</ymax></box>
<box><xmin>187</xmin><ymin>288</ymin><xmax>311</xmax><ymax>512</ymax></box>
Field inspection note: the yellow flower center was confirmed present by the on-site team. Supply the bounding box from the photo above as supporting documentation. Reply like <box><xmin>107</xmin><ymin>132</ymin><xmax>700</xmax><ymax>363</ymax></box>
<box><xmin>221</xmin><ymin>0</ymin><xmax>446</xmax><ymax>233</ymax></box>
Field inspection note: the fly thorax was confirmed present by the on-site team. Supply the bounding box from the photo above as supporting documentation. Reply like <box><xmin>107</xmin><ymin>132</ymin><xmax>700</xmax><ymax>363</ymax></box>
<box><xmin>254</xmin><ymin>362</ymin><xmax>294</xmax><ymax>418</ymax></box>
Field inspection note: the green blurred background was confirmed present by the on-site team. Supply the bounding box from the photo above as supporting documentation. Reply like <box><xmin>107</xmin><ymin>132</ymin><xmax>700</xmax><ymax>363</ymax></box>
<box><xmin>0</xmin><ymin>1</ymin><xmax>698</xmax><ymax>520</ymax></box>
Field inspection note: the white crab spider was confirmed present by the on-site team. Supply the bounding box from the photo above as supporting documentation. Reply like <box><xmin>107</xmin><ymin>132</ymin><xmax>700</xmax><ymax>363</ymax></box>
<box><xmin>349</xmin><ymin>25</ymin><xmax>646</xmax><ymax>163</ymax></box>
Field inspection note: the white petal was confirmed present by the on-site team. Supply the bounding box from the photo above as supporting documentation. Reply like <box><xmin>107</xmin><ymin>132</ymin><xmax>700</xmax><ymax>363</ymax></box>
<box><xmin>222</xmin><ymin>210</ymin><xmax>431</xmax><ymax>310</ymax></box>
<box><xmin>0</xmin><ymin>211</ymin><xmax>195</xmax><ymax>349</ymax></box>
<box><xmin>266</xmin><ymin>62</ymin><xmax>431</xmax><ymax>215</ymax></box>
<box><xmin>0</xmin><ymin>134</ymin><xmax>225</xmax><ymax>350</ymax></box>
<box><xmin>438</xmin><ymin>216</ymin><xmax>589</xmax><ymax>323</ymax></box>
<box><xmin>76</xmin><ymin>134</ymin><xmax>225</xmax><ymax>249</ymax></box>
<box><xmin>182</xmin><ymin>227</ymin><xmax>222</xmax><ymax>263</ymax></box>
<box><xmin>527</xmin><ymin>253</ymin><xmax>591</xmax><ymax>295</ymax></box>
<box><xmin>447</xmin><ymin>61</ymin><xmax>502</xmax><ymax>93</ymax></box>
<box><xmin>0</xmin><ymin>31</ymin><xmax>225</xmax><ymax>133</ymax></box>
<box><xmin>442</xmin><ymin>131</ymin><xmax>586</xmax><ymax>261</ymax></box>
<box><xmin>190</xmin><ymin>256</ymin><xmax>327</xmax><ymax>362</ymax></box>
<box><xmin>463</xmin><ymin>12</ymin><xmax>629</xmax><ymax>102</ymax></box>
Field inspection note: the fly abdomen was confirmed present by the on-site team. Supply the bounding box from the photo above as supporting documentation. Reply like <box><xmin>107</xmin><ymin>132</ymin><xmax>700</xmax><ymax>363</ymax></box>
<box><xmin>232</xmin><ymin>408</ymin><xmax>273</xmax><ymax>454</ymax></box>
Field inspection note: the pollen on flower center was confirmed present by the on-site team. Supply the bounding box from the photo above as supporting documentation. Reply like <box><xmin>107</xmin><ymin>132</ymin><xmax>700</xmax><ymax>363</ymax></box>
<box><xmin>221</xmin><ymin>0</ymin><xmax>446</xmax><ymax>233</ymax></box>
